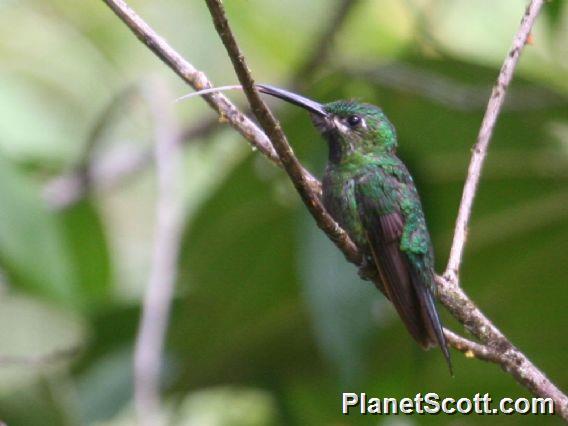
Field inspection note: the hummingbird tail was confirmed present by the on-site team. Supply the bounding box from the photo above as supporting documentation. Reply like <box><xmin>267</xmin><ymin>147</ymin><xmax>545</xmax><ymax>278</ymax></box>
<box><xmin>416</xmin><ymin>279</ymin><xmax>453</xmax><ymax>375</ymax></box>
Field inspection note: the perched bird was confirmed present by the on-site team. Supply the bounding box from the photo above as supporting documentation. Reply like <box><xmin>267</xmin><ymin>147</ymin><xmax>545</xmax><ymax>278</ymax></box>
<box><xmin>257</xmin><ymin>84</ymin><xmax>452</xmax><ymax>373</ymax></box>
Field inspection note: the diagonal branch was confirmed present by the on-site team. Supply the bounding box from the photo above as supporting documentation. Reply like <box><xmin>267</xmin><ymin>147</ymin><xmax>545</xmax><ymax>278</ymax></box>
<box><xmin>101</xmin><ymin>0</ymin><xmax>280</xmax><ymax>166</ymax></box>
<box><xmin>438</xmin><ymin>276</ymin><xmax>568</xmax><ymax>417</ymax></box>
<box><xmin>445</xmin><ymin>0</ymin><xmax>545</xmax><ymax>282</ymax></box>
<box><xmin>204</xmin><ymin>0</ymin><xmax>361</xmax><ymax>265</ymax></box>
<box><xmin>101</xmin><ymin>0</ymin><xmax>568</xmax><ymax>419</ymax></box>
<box><xmin>47</xmin><ymin>0</ymin><xmax>357</xmax><ymax>210</ymax></box>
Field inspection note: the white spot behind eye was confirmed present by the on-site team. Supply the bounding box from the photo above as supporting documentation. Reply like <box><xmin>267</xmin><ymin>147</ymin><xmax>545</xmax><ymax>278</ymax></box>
<box><xmin>333</xmin><ymin>116</ymin><xmax>349</xmax><ymax>133</ymax></box>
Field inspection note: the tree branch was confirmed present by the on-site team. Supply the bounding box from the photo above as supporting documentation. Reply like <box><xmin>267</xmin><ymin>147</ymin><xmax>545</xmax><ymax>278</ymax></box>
<box><xmin>101</xmin><ymin>0</ymin><xmax>281</xmax><ymax>167</ymax></box>
<box><xmin>445</xmin><ymin>0</ymin><xmax>545</xmax><ymax>282</ymax></box>
<box><xmin>438</xmin><ymin>276</ymin><xmax>568</xmax><ymax>417</ymax></box>
<box><xmin>204</xmin><ymin>0</ymin><xmax>361</xmax><ymax>266</ymax></box>
<box><xmin>101</xmin><ymin>0</ymin><xmax>568</xmax><ymax>419</ymax></box>
<box><xmin>133</xmin><ymin>80</ymin><xmax>183</xmax><ymax>426</ymax></box>
<box><xmin>48</xmin><ymin>0</ymin><xmax>357</xmax><ymax>210</ymax></box>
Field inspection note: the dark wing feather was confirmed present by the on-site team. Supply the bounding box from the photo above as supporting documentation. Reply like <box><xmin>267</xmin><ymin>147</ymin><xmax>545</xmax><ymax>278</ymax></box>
<box><xmin>360</xmin><ymin>206</ymin><xmax>436</xmax><ymax>349</ymax></box>
<box><xmin>354</xmin><ymin>172</ymin><xmax>450</xmax><ymax>370</ymax></box>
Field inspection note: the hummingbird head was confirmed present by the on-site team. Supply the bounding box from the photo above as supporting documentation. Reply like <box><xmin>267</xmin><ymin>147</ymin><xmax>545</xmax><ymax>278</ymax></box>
<box><xmin>257</xmin><ymin>84</ymin><xmax>397</xmax><ymax>164</ymax></box>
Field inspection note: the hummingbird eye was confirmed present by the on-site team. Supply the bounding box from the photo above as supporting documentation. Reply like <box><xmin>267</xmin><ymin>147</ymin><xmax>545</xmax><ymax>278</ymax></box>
<box><xmin>346</xmin><ymin>115</ymin><xmax>362</xmax><ymax>128</ymax></box>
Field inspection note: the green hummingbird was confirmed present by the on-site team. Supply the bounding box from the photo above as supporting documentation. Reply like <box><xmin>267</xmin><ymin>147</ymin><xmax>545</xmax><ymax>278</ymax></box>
<box><xmin>257</xmin><ymin>84</ymin><xmax>452</xmax><ymax>372</ymax></box>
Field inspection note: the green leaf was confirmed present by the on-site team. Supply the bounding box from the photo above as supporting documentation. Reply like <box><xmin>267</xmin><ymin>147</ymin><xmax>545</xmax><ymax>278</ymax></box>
<box><xmin>57</xmin><ymin>200</ymin><xmax>113</xmax><ymax>311</ymax></box>
<box><xmin>0</xmin><ymin>154</ymin><xmax>112</xmax><ymax>310</ymax></box>
<box><xmin>0</xmin><ymin>154</ymin><xmax>76</xmax><ymax>304</ymax></box>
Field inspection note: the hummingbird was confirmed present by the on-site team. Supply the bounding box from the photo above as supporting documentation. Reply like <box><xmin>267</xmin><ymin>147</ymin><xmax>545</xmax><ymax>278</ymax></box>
<box><xmin>256</xmin><ymin>84</ymin><xmax>452</xmax><ymax>372</ymax></box>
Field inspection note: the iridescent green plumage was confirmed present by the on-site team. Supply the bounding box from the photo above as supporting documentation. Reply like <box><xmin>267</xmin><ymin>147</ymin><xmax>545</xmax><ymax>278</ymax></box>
<box><xmin>257</xmin><ymin>85</ymin><xmax>452</xmax><ymax>372</ymax></box>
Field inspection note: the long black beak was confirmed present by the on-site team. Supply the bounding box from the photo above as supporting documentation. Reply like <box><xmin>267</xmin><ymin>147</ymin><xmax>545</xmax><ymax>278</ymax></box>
<box><xmin>256</xmin><ymin>84</ymin><xmax>328</xmax><ymax>117</ymax></box>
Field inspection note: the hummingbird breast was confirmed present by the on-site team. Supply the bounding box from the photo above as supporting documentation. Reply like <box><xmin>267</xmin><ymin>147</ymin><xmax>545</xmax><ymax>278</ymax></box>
<box><xmin>322</xmin><ymin>164</ymin><xmax>367</xmax><ymax>250</ymax></box>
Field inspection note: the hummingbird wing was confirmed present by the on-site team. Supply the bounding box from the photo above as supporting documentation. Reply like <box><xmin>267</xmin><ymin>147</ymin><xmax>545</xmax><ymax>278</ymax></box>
<box><xmin>354</xmin><ymin>168</ymin><xmax>451</xmax><ymax>370</ymax></box>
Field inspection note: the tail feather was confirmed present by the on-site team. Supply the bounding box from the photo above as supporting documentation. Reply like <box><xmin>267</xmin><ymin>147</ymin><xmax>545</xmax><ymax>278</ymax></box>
<box><xmin>415</xmin><ymin>278</ymin><xmax>453</xmax><ymax>375</ymax></box>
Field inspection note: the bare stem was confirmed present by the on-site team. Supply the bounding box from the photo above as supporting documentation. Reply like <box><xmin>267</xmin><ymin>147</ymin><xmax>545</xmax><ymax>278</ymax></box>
<box><xmin>101</xmin><ymin>0</ymin><xmax>279</xmax><ymax>165</ymax></box>
<box><xmin>443</xmin><ymin>329</ymin><xmax>501</xmax><ymax>364</ymax></box>
<box><xmin>133</xmin><ymin>80</ymin><xmax>183</xmax><ymax>426</ymax></box>
<box><xmin>204</xmin><ymin>0</ymin><xmax>361</xmax><ymax>265</ymax></box>
<box><xmin>445</xmin><ymin>0</ymin><xmax>545</xmax><ymax>282</ymax></box>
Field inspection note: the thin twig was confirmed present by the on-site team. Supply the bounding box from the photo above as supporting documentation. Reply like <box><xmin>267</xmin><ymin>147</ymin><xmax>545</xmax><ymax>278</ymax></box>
<box><xmin>101</xmin><ymin>0</ymin><xmax>280</xmax><ymax>166</ymax></box>
<box><xmin>435</xmin><ymin>1</ymin><xmax>568</xmax><ymax>415</ymax></box>
<box><xmin>44</xmin><ymin>117</ymin><xmax>219</xmax><ymax>209</ymax></box>
<box><xmin>204</xmin><ymin>0</ymin><xmax>361</xmax><ymax>265</ymax></box>
<box><xmin>445</xmin><ymin>0</ymin><xmax>545</xmax><ymax>282</ymax></box>
<box><xmin>443</xmin><ymin>329</ymin><xmax>501</xmax><ymax>364</ymax></box>
<box><xmin>133</xmin><ymin>80</ymin><xmax>183</xmax><ymax>426</ymax></box>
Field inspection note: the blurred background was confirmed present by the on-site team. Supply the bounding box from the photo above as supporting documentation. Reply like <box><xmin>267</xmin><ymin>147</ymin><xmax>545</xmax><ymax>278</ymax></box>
<box><xmin>0</xmin><ymin>0</ymin><xmax>567</xmax><ymax>424</ymax></box>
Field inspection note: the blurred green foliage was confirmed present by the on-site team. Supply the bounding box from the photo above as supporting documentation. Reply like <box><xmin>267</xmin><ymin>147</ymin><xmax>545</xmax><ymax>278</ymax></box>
<box><xmin>0</xmin><ymin>0</ymin><xmax>567</xmax><ymax>425</ymax></box>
